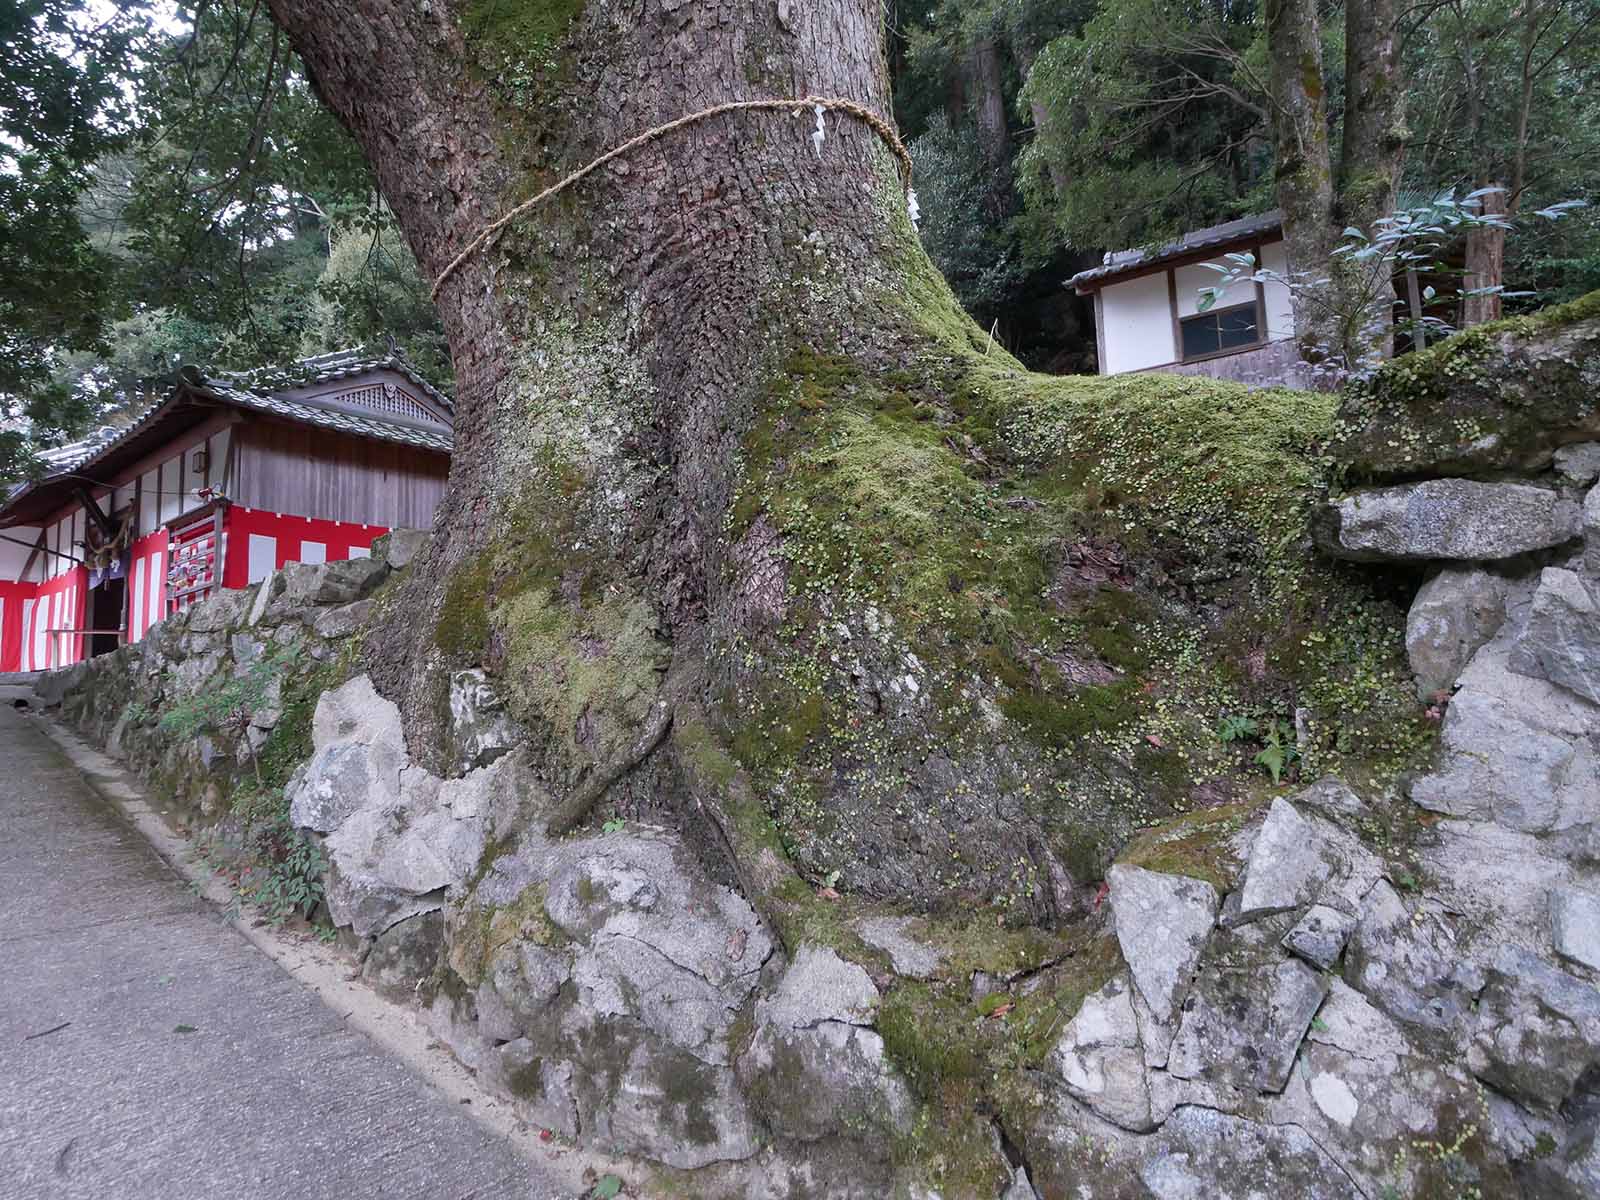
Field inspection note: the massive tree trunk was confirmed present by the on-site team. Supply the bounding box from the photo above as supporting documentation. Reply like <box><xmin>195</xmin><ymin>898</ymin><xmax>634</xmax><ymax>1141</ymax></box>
<box><xmin>1462</xmin><ymin>181</ymin><xmax>1509</xmax><ymax>326</ymax></box>
<box><xmin>1338</xmin><ymin>0</ymin><xmax>1405</xmax><ymax>355</ymax></box>
<box><xmin>967</xmin><ymin>34</ymin><xmax>1013</xmax><ymax>218</ymax></box>
<box><xmin>1338</xmin><ymin>0</ymin><xmax>1404</xmax><ymax>230</ymax></box>
<box><xmin>263</xmin><ymin>0</ymin><xmax>1080</xmax><ymax>934</ymax></box>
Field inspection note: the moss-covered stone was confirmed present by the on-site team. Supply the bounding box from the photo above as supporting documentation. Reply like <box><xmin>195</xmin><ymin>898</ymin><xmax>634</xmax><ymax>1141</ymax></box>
<box><xmin>1327</xmin><ymin>288</ymin><xmax>1600</xmax><ymax>480</ymax></box>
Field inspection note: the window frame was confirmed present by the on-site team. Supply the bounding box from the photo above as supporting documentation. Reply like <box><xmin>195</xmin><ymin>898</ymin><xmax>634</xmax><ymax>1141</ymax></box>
<box><xmin>1166</xmin><ymin>243</ymin><xmax>1271</xmax><ymax>365</ymax></box>
<box><xmin>1176</xmin><ymin>300</ymin><xmax>1266</xmax><ymax>362</ymax></box>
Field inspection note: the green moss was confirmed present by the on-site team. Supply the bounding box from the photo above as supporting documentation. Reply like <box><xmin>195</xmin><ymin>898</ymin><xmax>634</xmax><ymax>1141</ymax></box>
<box><xmin>1115</xmin><ymin>800</ymin><xmax>1264</xmax><ymax>891</ymax></box>
<box><xmin>434</xmin><ymin>553</ymin><xmax>493</xmax><ymax>663</ymax></box>
<box><xmin>496</xmin><ymin>585</ymin><xmax>668</xmax><ymax>768</ymax></box>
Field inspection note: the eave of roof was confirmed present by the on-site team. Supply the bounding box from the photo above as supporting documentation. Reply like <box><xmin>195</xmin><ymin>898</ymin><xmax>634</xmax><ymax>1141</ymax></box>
<box><xmin>1</xmin><ymin>348</ymin><xmax>455</xmax><ymax>528</ymax></box>
<box><xmin>1069</xmin><ymin>210</ymin><xmax>1284</xmax><ymax>292</ymax></box>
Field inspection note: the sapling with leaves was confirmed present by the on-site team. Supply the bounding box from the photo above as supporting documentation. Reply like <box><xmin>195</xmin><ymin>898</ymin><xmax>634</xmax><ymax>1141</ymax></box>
<box><xmin>1198</xmin><ymin>188</ymin><xmax>1588</xmax><ymax>384</ymax></box>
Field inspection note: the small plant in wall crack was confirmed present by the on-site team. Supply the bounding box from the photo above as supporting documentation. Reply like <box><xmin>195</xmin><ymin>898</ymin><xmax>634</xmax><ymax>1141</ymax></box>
<box><xmin>1216</xmin><ymin>708</ymin><xmax>1300</xmax><ymax>784</ymax></box>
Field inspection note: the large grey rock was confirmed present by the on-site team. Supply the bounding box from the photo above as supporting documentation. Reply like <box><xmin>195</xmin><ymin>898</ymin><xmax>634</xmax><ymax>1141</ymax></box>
<box><xmin>1317</xmin><ymin>478</ymin><xmax>1582</xmax><ymax>562</ymax></box>
<box><xmin>740</xmin><ymin>945</ymin><xmax>912</xmax><ymax>1143</ymax></box>
<box><xmin>289</xmin><ymin>741</ymin><xmax>401</xmax><ymax>833</ymax></box>
<box><xmin>1267</xmin><ymin>979</ymin><xmax>1503</xmax><ymax>1196</ymax></box>
<box><xmin>1552</xmin><ymin>886</ymin><xmax>1600</xmax><ymax>972</ymax></box>
<box><xmin>184</xmin><ymin>587</ymin><xmax>252</xmax><ymax>633</ymax></box>
<box><xmin>312</xmin><ymin>598</ymin><xmax>374</xmax><ymax>640</ymax></box>
<box><xmin>1469</xmin><ymin>945</ymin><xmax>1600</xmax><ymax>1108</ymax></box>
<box><xmin>1235</xmin><ymin>796</ymin><xmax>1382</xmax><ymax>923</ymax></box>
<box><xmin>1282</xmin><ymin>904</ymin><xmax>1356</xmax><ymax>970</ymax></box>
<box><xmin>1167</xmin><ymin>946</ymin><xmax>1327</xmax><ymax>1095</ymax></box>
<box><xmin>362</xmin><ymin>910</ymin><xmax>444</xmax><ymax>1002</ymax></box>
<box><xmin>1345</xmin><ymin>879</ymin><xmax>1484</xmax><ymax>1036</ymax></box>
<box><xmin>1107</xmin><ymin>864</ymin><xmax>1218</xmax><ymax>1021</ymax></box>
<box><xmin>325</xmin><ymin>860</ymin><xmax>443</xmax><ymax>938</ymax></box>
<box><xmin>281</xmin><ymin>555</ymin><xmax>389</xmax><ymax>607</ymax></box>
<box><xmin>309</xmin><ymin>674</ymin><xmax>405</xmax><ymax>756</ymax></box>
<box><xmin>374</xmin><ymin>527</ymin><xmax>432</xmax><ymax>570</ymax></box>
<box><xmin>1140</xmin><ymin>1106</ymin><xmax>1360</xmax><ymax>1200</ymax></box>
<box><xmin>1586</xmin><ymin>481</ymin><xmax>1600</xmax><ymax>572</ymax></box>
<box><xmin>756</xmin><ymin>945</ymin><xmax>879</xmax><ymax>1029</ymax></box>
<box><xmin>855</xmin><ymin>916</ymin><xmax>942</xmax><ymax>979</ymax></box>
<box><xmin>543</xmin><ymin>834</ymin><xmax>774</xmax><ymax>1067</ymax></box>
<box><xmin>572</xmin><ymin>1029</ymin><xmax>761</xmax><ymax>1168</ymax></box>
<box><xmin>1412</xmin><ymin>632</ymin><xmax>1599</xmax><ymax>833</ymax></box>
<box><xmin>1047</xmin><ymin>973</ymin><xmax>1153</xmax><ymax>1132</ymax></box>
<box><xmin>1406</xmin><ymin>566</ymin><xmax>1509</xmax><ymax>697</ymax></box>
<box><xmin>1508</xmin><ymin>567</ymin><xmax>1600</xmax><ymax>704</ymax></box>
<box><xmin>447</xmin><ymin>669</ymin><xmax>523</xmax><ymax>772</ymax></box>
<box><xmin>1555</xmin><ymin>441</ymin><xmax>1600</xmax><ymax>485</ymax></box>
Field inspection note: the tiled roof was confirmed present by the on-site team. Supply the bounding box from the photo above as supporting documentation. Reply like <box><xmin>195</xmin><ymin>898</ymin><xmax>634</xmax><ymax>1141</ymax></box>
<box><xmin>202</xmin><ymin>379</ymin><xmax>453</xmax><ymax>451</ymax></box>
<box><xmin>2</xmin><ymin>345</ymin><xmax>453</xmax><ymax>521</ymax></box>
<box><xmin>1069</xmin><ymin>210</ymin><xmax>1284</xmax><ymax>290</ymax></box>
<box><xmin>215</xmin><ymin>342</ymin><xmax>455</xmax><ymax>414</ymax></box>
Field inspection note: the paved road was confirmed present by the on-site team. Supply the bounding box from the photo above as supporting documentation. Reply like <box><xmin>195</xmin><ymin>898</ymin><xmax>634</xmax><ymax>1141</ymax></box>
<box><xmin>0</xmin><ymin>699</ymin><xmax>559</xmax><ymax>1200</ymax></box>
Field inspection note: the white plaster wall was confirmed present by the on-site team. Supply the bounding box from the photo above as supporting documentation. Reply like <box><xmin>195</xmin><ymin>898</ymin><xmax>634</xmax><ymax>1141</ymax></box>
<box><xmin>1173</xmin><ymin>261</ymin><xmax>1255</xmax><ymax>319</ymax></box>
<box><xmin>1100</xmin><ymin>272</ymin><xmax>1175</xmax><ymax>374</ymax></box>
<box><xmin>0</xmin><ymin>526</ymin><xmax>39</xmax><ymax>580</ymax></box>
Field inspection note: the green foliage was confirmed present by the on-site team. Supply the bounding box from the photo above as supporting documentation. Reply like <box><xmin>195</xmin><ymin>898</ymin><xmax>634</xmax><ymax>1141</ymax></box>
<box><xmin>1016</xmin><ymin>0</ymin><xmax>1270</xmax><ymax>253</ymax></box>
<box><xmin>0</xmin><ymin>0</ymin><xmax>150</xmax><ymax>477</ymax></box>
<box><xmin>908</xmin><ymin>112</ymin><xmax>1025</xmax><ymax>322</ymax></box>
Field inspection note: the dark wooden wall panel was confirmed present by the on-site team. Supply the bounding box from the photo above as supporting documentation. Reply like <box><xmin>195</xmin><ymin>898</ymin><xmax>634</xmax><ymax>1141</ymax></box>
<box><xmin>233</xmin><ymin>419</ymin><xmax>448</xmax><ymax>530</ymax></box>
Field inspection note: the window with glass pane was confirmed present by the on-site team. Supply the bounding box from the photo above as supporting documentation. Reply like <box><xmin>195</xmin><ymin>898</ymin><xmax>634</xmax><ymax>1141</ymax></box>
<box><xmin>1179</xmin><ymin>303</ymin><xmax>1259</xmax><ymax>360</ymax></box>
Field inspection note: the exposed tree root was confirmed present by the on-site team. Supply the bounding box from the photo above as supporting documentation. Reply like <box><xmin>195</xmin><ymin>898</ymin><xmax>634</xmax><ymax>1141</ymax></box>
<box><xmin>544</xmin><ymin>696</ymin><xmax>675</xmax><ymax>836</ymax></box>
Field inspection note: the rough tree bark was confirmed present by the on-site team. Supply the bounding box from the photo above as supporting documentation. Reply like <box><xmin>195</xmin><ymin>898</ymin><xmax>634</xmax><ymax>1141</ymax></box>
<box><xmin>1462</xmin><ymin>180</ymin><xmax>1509</xmax><ymax>326</ymax></box>
<box><xmin>1338</xmin><ymin>0</ymin><xmax>1405</xmax><ymax>231</ymax></box>
<box><xmin>257</xmin><ymin>1</ymin><xmax>1385</xmax><ymax>947</ymax></box>
<box><xmin>967</xmin><ymin>34</ymin><xmax>1012</xmax><ymax>218</ymax></box>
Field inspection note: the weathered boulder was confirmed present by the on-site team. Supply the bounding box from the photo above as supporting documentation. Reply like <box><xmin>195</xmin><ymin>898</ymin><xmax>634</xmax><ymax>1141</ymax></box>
<box><xmin>1469</xmin><ymin>945</ymin><xmax>1600</xmax><ymax>1109</ymax></box>
<box><xmin>312</xmin><ymin>598</ymin><xmax>374</xmax><ymax>639</ymax></box>
<box><xmin>362</xmin><ymin>910</ymin><xmax>444</xmax><ymax>1002</ymax></box>
<box><xmin>1316</xmin><ymin>479</ymin><xmax>1581</xmax><ymax>562</ymax></box>
<box><xmin>740</xmin><ymin>946</ymin><xmax>913</xmax><ymax>1143</ymax></box>
<box><xmin>1323</xmin><ymin>296</ymin><xmax>1600</xmax><ymax>480</ymax></box>
<box><xmin>372</xmin><ymin>527</ymin><xmax>431</xmax><ymax>570</ymax></box>
<box><xmin>1234</xmin><ymin>796</ymin><xmax>1382</xmax><ymax>923</ymax></box>
<box><xmin>1345</xmin><ymin>879</ymin><xmax>1484</xmax><ymax>1035</ymax></box>
<box><xmin>1167</xmin><ymin>939</ymin><xmax>1327</xmax><ymax>1095</ymax></box>
<box><xmin>1107</xmin><ymin>864</ymin><xmax>1218</xmax><ymax>1021</ymax></box>
<box><xmin>1586</xmin><ymin>481</ymin><xmax>1600</xmax><ymax>572</ymax></box>
<box><xmin>1508</xmin><ymin>567</ymin><xmax>1600</xmax><ymax>704</ymax></box>
<box><xmin>1405</xmin><ymin>566</ymin><xmax>1509</xmax><ymax>697</ymax></box>
<box><xmin>1046</xmin><ymin>973</ymin><xmax>1153</xmax><ymax>1132</ymax></box>
<box><xmin>1269</xmin><ymin>979</ymin><xmax>1508</xmax><ymax>1195</ymax></box>
<box><xmin>1412</xmin><ymin>632</ymin><xmax>1599</xmax><ymax>833</ymax></box>
<box><xmin>545</xmin><ymin>844</ymin><xmax>772</xmax><ymax>1067</ymax></box>
<box><xmin>1552</xmin><ymin>886</ymin><xmax>1600</xmax><ymax>973</ymax></box>
<box><xmin>1139</xmin><ymin>1106</ymin><xmax>1360</xmax><ymax>1199</ymax></box>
